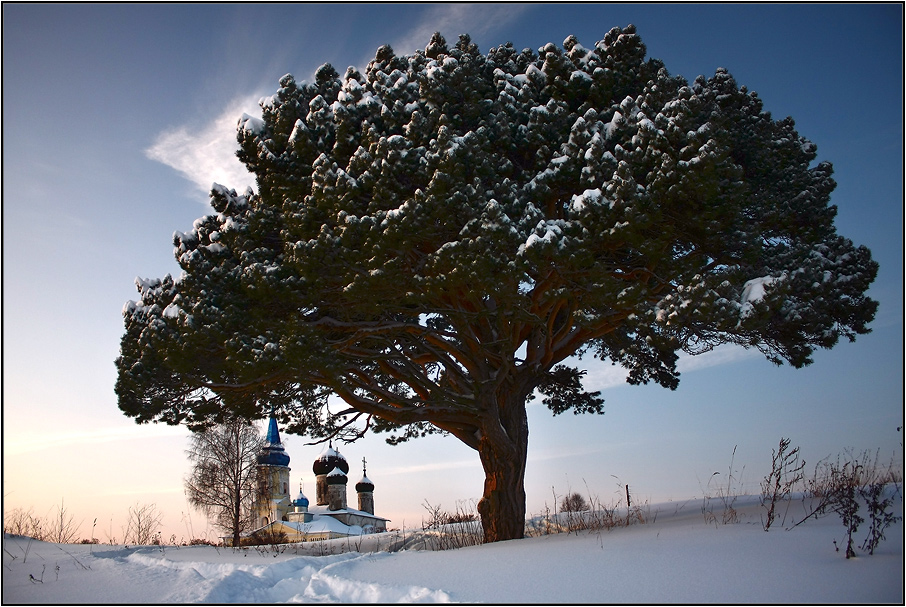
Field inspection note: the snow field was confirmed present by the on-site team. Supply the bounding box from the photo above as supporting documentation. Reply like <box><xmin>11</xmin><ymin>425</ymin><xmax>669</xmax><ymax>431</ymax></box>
<box><xmin>3</xmin><ymin>494</ymin><xmax>901</xmax><ymax>604</ymax></box>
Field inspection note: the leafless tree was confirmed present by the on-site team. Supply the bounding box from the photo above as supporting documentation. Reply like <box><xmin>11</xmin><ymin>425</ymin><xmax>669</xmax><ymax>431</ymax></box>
<box><xmin>560</xmin><ymin>492</ymin><xmax>590</xmax><ymax>513</ymax></box>
<box><xmin>184</xmin><ymin>417</ymin><xmax>263</xmax><ymax>547</ymax></box>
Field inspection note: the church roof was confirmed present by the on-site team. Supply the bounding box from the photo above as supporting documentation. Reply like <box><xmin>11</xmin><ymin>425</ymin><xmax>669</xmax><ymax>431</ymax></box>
<box><xmin>308</xmin><ymin>504</ymin><xmax>390</xmax><ymax>522</ymax></box>
<box><xmin>265</xmin><ymin>415</ymin><xmax>282</xmax><ymax>445</ymax></box>
<box><xmin>257</xmin><ymin>414</ymin><xmax>290</xmax><ymax>467</ymax></box>
<box><xmin>355</xmin><ymin>474</ymin><xmax>374</xmax><ymax>492</ymax></box>
<box><xmin>274</xmin><ymin>516</ymin><xmax>363</xmax><ymax>536</ymax></box>
<box><xmin>326</xmin><ymin>466</ymin><xmax>348</xmax><ymax>484</ymax></box>
<box><xmin>313</xmin><ymin>444</ymin><xmax>349</xmax><ymax>475</ymax></box>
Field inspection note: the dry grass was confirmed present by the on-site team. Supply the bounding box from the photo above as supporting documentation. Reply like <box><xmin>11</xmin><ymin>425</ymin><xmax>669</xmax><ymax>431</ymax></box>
<box><xmin>526</xmin><ymin>481</ymin><xmax>655</xmax><ymax>538</ymax></box>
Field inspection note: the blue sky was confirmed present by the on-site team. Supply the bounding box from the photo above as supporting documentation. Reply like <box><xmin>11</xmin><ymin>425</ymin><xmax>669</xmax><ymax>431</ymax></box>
<box><xmin>3</xmin><ymin>3</ymin><xmax>902</xmax><ymax>541</ymax></box>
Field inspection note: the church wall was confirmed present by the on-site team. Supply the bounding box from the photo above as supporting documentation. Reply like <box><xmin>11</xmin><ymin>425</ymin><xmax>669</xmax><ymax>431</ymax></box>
<box><xmin>343</xmin><ymin>511</ymin><xmax>387</xmax><ymax>531</ymax></box>
<box><xmin>254</xmin><ymin>464</ymin><xmax>292</xmax><ymax>525</ymax></box>
<box><xmin>357</xmin><ymin>491</ymin><xmax>374</xmax><ymax>515</ymax></box>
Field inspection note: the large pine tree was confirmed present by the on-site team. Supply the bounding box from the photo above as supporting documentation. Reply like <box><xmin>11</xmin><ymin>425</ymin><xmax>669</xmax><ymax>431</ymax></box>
<box><xmin>116</xmin><ymin>28</ymin><xmax>878</xmax><ymax>542</ymax></box>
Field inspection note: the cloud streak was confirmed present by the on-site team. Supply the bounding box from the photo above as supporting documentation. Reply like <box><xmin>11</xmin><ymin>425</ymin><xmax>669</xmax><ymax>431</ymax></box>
<box><xmin>146</xmin><ymin>5</ymin><xmax>531</xmax><ymax>202</ymax></box>
<box><xmin>380</xmin><ymin>458</ymin><xmax>482</xmax><ymax>477</ymax></box>
<box><xmin>145</xmin><ymin>94</ymin><xmax>261</xmax><ymax>199</ymax></box>
<box><xmin>353</xmin><ymin>4</ymin><xmax>534</xmax><ymax>70</ymax></box>
<box><xmin>578</xmin><ymin>343</ymin><xmax>761</xmax><ymax>393</ymax></box>
<box><xmin>676</xmin><ymin>343</ymin><xmax>760</xmax><ymax>372</ymax></box>
<box><xmin>391</xmin><ymin>4</ymin><xmax>533</xmax><ymax>55</ymax></box>
<box><xmin>4</xmin><ymin>423</ymin><xmax>188</xmax><ymax>456</ymax></box>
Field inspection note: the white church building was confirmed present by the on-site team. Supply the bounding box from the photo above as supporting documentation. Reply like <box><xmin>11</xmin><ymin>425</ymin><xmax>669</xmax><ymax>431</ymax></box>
<box><xmin>242</xmin><ymin>415</ymin><xmax>389</xmax><ymax>543</ymax></box>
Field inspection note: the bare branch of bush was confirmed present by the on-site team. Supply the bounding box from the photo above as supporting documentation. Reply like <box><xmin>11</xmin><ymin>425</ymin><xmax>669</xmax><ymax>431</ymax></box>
<box><xmin>792</xmin><ymin>449</ymin><xmax>901</xmax><ymax>558</ymax></box>
<box><xmin>701</xmin><ymin>446</ymin><xmax>743</xmax><ymax>526</ymax></box>
<box><xmin>525</xmin><ymin>480</ymin><xmax>654</xmax><ymax>538</ymax></box>
<box><xmin>420</xmin><ymin>500</ymin><xmax>483</xmax><ymax>549</ymax></box>
<box><xmin>859</xmin><ymin>481</ymin><xmax>901</xmax><ymax>555</ymax></box>
<box><xmin>761</xmin><ymin>438</ymin><xmax>805</xmax><ymax>531</ymax></box>
<box><xmin>48</xmin><ymin>499</ymin><xmax>82</xmax><ymax>544</ymax></box>
<box><xmin>246</xmin><ymin>527</ymin><xmax>288</xmax><ymax>552</ymax></box>
<box><xmin>4</xmin><ymin>507</ymin><xmax>34</xmax><ymax>537</ymax></box>
<box><xmin>124</xmin><ymin>503</ymin><xmax>163</xmax><ymax>545</ymax></box>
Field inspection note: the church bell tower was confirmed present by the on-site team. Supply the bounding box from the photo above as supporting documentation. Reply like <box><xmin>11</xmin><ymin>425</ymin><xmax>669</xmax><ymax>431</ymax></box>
<box><xmin>254</xmin><ymin>414</ymin><xmax>291</xmax><ymax>527</ymax></box>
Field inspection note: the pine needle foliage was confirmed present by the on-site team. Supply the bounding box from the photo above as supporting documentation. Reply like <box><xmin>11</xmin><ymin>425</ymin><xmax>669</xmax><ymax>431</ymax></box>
<box><xmin>117</xmin><ymin>27</ymin><xmax>877</xmax><ymax>542</ymax></box>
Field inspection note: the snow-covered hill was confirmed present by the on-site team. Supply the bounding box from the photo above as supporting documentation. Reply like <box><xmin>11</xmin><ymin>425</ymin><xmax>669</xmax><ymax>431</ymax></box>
<box><xmin>3</xmin><ymin>495</ymin><xmax>902</xmax><ymax>603</ymax></box>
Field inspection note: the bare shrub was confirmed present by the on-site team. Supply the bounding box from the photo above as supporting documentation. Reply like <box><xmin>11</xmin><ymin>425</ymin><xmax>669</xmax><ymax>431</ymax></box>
<box><xmin>761</xmin><ymin>438</ymin><xmax>806</xmax><ymax>531</ymax></box>
<box><xmin>701</xmin><ymin>446</ymin><xmax>743</xmax><ymax>526</ymax></box>
<box><xmin>124</xmin><ymin>503</ymin><xmax>163</xmax><ymax>545</ymax></box>
<box><xmin>446</xmin><ymin>509</ymin><xmax>478</xmax><ymax>524</ymax></box>
<box><xmin>4</xmin><ymin>508</ymin><xmax>50</xmax><ymax>542</ymax></box>
<box><xmin>247</xmin><ymin>526</ymin><xmax>288</xmax><ymax>549</ymax></box>
<box><xmin>829</xmin><ymin>467</ymin><xmax>863</xmax><ymax>559</ymax></box>
<box><xmin>47</xmin><ymin>499</ymin><xmax>82</xmax><ymax>544</ymax></box>
<box><xmin>30</xmin><ymin>515</ymin><xmax>50</xmax><ymax>542</ymax></box>
<box><xmin>860</xmin><ymin>482</ymin><xmax>901</xmax><ymax>555</ymax></box>
<box><xmin>525</xmin><ymin>481</ymin><xmax>653</xmax><ymax>538</ymax></box>
<box><xmin>793</xmin><ymin>449</ymin><xmax>901</xmax><ymax>558</ymax></box>
<box><xmin>4</xmin><ymin>507</ymin><xmax>36</xmax><ymax>537</ymax></box>
<box><xmin>525</xmin><ymin>502</ymin><xmax>561</xmax><ymax>537</ymax></box>
<box><xmin>421</xmin><ymin>500</ymin><xmax>483</xmax><ymax>549</ymax></box>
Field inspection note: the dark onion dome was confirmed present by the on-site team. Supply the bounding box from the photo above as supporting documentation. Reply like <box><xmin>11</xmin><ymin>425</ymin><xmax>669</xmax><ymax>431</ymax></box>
<box><xmin>313</xmin><ymin>444</ymin><xmax>349</xmax><ymax>475</ymax></box>
<box><xmin>326</xmin><ymin>466</ymin><xmax>348</xmax><ymax>485</ymax></box>
<box><xmin>293</xmin><ymin>489</ymin><xmax>309</xmax><ymax>508</ymax></box>
<box><xmin>355</xmin><ymin>474</ymin><xmax>374</xmax><ymax>493</ymax></box>
<box><xmin>257</xmin><ymin>443</ymin><xmax>290</xmax><ymax>466</ymax></box>
<box><xmin>257</xmin><ymin>415</ymin><xmax>290</xmax><ymax>466</ymax></box>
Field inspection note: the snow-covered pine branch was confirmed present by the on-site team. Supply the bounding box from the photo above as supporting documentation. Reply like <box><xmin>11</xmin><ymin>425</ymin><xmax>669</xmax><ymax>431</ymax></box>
<box><xmin>117</xmin><ymin>27</ymin><xmax>878</xmax><ymax>543</ymax></box>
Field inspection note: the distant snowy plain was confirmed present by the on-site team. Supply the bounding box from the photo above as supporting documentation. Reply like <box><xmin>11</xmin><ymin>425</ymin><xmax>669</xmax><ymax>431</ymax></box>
<box><xmin>3</xmin><ymin>495</ymin><xmax>902</xmax><ymax>604</ymax></box>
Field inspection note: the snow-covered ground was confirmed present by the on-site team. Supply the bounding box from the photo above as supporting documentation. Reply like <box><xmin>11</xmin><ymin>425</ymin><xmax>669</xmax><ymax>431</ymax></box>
<box><xmin>3</xmin><ymin>495</ymin><xmax>902</xmax><ymax>604</ymax></box>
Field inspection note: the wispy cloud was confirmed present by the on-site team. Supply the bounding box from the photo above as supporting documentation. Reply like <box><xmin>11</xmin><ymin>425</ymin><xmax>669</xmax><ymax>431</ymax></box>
<box><xmin>676</xmin><ymin>343</ymin><xmax>759</xmax><ymax>372</ymax></box>
<box><xmin>380</xmin><ymin>458</ymin><xmax>482</xmax><ymax>477</ymax></box>
<box><xmin>4</xmin><ymin>423</ymin><xmax>188</xmax><ymax>457</ymax></box>
<box><xmin>574</xmin><ymin>343</ymin><xmax>760</xmax><ymax>393</ymax></box>
<box><xmin>97</xmin><ymin>485</ymin><xmax>186</xmax><ymax>497</ymax></box>
<box><xmin>580</xmin><ymin>362</ymin><xmax>632</xmax><ymax>392</ymax></box>
<box><xmin>145</xmin><ymin>94</ymin><xmax>261</xmax><ymax>198</ymax></box>
<box><xmin>358</xmin><ymin>4</ymin><xmax>534</xmax><ymax>68</ymax></box>
<box><xmin>147</xmin><ymin>5</ymin><xmax>531</xmax><ymax>201</ymax></box>
<box><xmin>528</xmin><ymin>443</ymin><xmax>608</xmax><ymax>464</ymax></box>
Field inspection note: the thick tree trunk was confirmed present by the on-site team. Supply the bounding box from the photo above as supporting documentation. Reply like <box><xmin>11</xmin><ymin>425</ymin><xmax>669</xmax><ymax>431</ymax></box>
<box><xmin>475</xmin><ymin>392</ymin><xmax>529</xmax><ymax>543</ymax></box>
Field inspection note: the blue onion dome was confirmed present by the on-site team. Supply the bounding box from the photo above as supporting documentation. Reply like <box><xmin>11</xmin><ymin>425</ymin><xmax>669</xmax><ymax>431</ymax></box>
<box><xmin>293</xmin><ymin>489</ymin><xmax>309</xmax><ymax>508</ymax></box>
<box><xmin>313</xmin><ymin>444</ymin><xmax>349</xmax><ymax>475</ymax></box>
<box><xmin>326</xmin><ymin>466</ymin><xmax>348</xmax><ymax>485</ymax></box>
<box><xmin>356</xmin><ymin>474</ymin><xmax>374</xmax><ymax>493</ymax></box>
<box><xmin>257</xmin><ymin>415</ymin><xmax>290</xmax><ymax>466</ymax></box>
